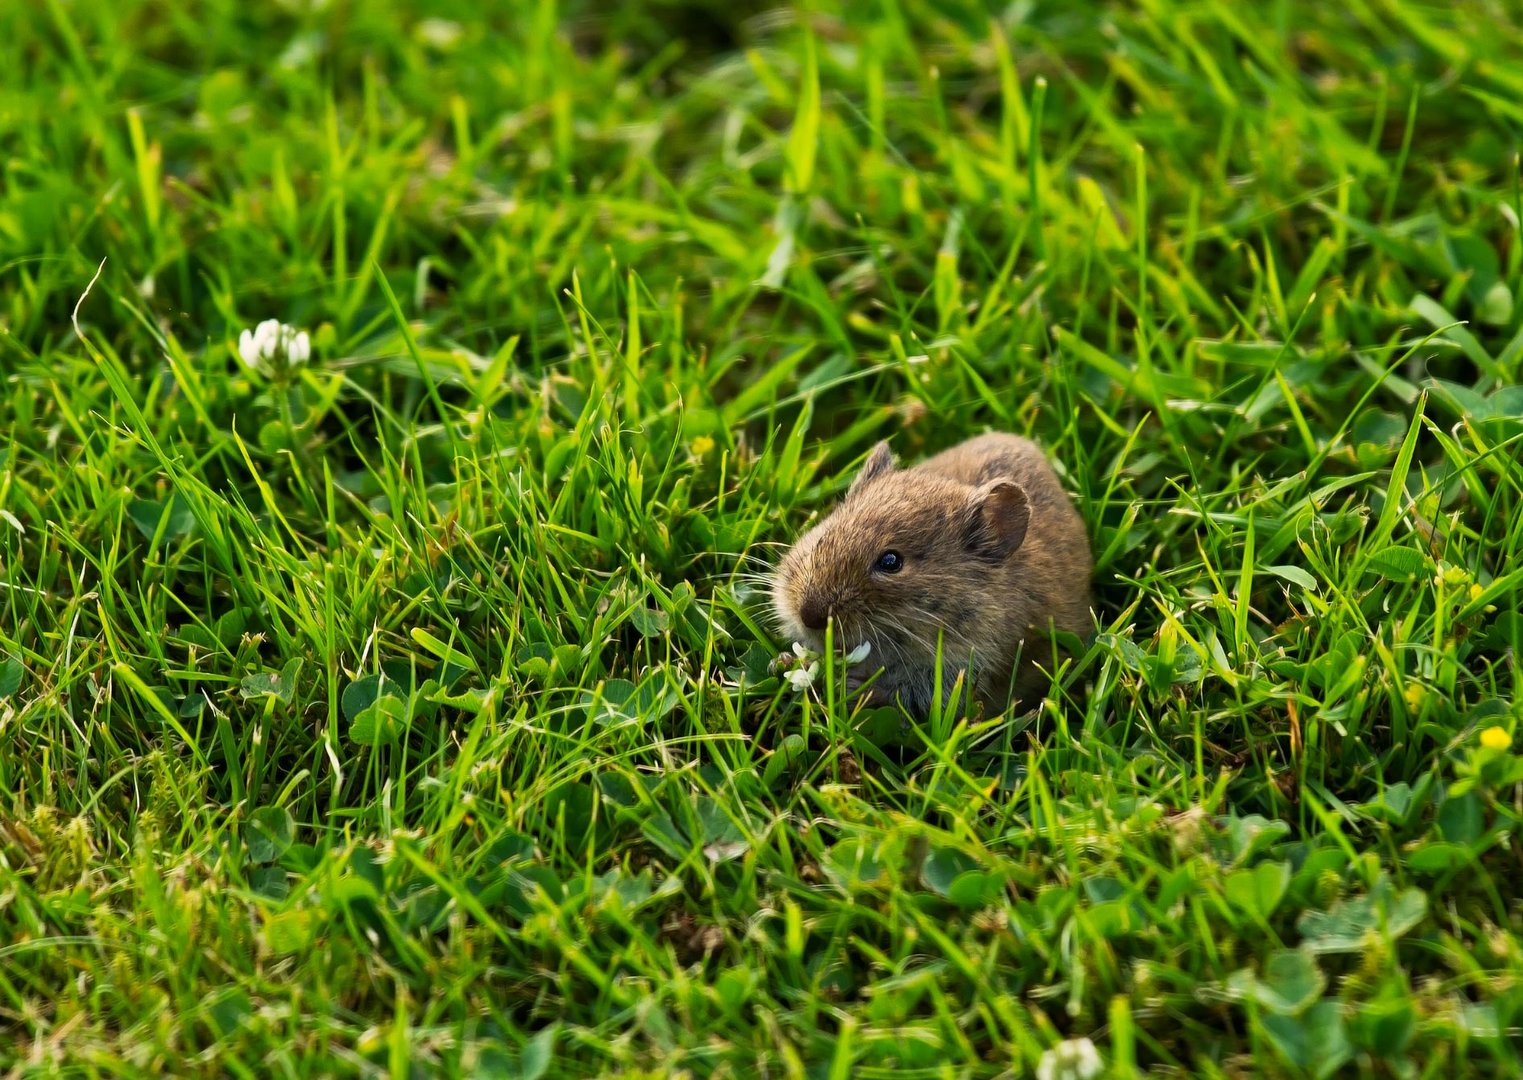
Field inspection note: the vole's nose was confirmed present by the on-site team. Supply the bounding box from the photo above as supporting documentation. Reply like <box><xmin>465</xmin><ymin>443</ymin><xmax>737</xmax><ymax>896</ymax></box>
<box><xmin>799</xmin><ymin>593</ymin><xmax>830</xmax><ymax>632</ymax></box>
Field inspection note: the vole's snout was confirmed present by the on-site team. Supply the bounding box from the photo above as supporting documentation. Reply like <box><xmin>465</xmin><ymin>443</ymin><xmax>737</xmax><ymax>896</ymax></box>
<box><xmin>798</xmin><ymin>592</ymin><xmax>830</xmax><ymax>632</ymax></box>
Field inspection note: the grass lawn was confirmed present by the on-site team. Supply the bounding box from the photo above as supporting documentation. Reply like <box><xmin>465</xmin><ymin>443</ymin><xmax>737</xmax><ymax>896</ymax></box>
<box><xmin>3</xmin><ymin>0</ymin><xmax>1523</xmax><ymax>1075</ymax></box>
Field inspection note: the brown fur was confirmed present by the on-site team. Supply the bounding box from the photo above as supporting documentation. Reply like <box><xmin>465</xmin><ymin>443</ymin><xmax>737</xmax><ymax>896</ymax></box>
<box><xmin>773</xmin><ymin>433</ymin><xmax>1092</xmax><ymax>715</ymax></box>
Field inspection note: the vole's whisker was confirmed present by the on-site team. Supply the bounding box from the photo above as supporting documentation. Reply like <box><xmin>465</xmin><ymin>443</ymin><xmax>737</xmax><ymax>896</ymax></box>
<box><xmin>882</xmin><ymin>614</ymin><xmax>937</xmax><ymax>657</ymax></box>
<box><xmin>902</xmin><ymin>605</ymin><xmax>974</xmax><ymax>650</ymax></box>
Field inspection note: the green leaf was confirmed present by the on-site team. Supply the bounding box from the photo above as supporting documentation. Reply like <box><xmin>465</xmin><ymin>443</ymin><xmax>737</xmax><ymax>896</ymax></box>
<box><xmin>587</xmin><ymin>677</ymin><xmax>635</xmax><ymax>715</ymax></box>
<box><xmin>500</xmin><ymin>865</ymin><xmax>564</xmax><ymax>918</ymax></box>
<box><xmin>328</xmin><ymin>873</ymin><xmax>381</xmax><ymax>911</ymax></box>
<box><xmin>783</xmin><ymin>30</ymin><xmax>819</xmax><ymax>193</ymax></box>
<box><xmin>1436</xmin><ymin>790</ymin><xmax>1483</xmax><ymax>844</ymax></box>
<box><xmin>596</xmin><ymin>867</ymin><xmax>659</xmax><ymax>912</ymax></box>
<box><xmin>262</xmin><ymin>908</ymin><xmax>318</xmax><ymax>955</ymax></box>
<box><xmin>128</xmin><ymin>494</ymin><xmax>196</xmax><ymax>540</ymax></box>
<box><xmin>239</xmin><ymin>657</ymin><xmax>301</xmax><ymax>704</ymax></box>
<box><xmin>280</xmin><ymin>843</ymin><xmax>320</xmax><ymax>875</ymax></box>
<box><xmin>947</xmin><ymin>870</ymin><xmax>1002</xmax><ymax>910</ymax></box>
<box><xmin>1410</xmin><ymin>293</ymin><xmax>1496</xmax><ymax>373</ymax></box>
<box><xmin>822</xmin><ymin>837</ymin><xmax>890</xmax><ymax>894</ymax></box>
<box><xmin>429</xmin><ymin>683</ymin><xmax>492</xmax><ymax>714</ymax></box>
<box><xmin>213</xmin><ymin>609</ymin><xmax>249</xmax><ymax>647</ymax></box>
<box><xmin>342</xmin><ymin>673</ymin><xmax>402</xmax><ymax>721</ymax></box>
<box><xmin>1404</xmin><ymin>841</ymin><xmax>1472</xmax><ymax>873</ymax></box>
<box><xmin>921</xmin><ymin>847</ymin><xmax>979</xmax><ymax>898</ymax></box>
<box><xmin>482</xmin><ymin>830</ymin><xmax>536</xmax><ymax>866</ymax></box>
<box><xmin>695</xmin><ymin>797</ymin><xmax>748</xmax><ymax>862</ymax></box>
<box><xmin>544</xmin><ymin>781</ymin><xmax>599</xmax><ymax>851</ymax></box>
<box><xmin>249</xmin><ymin>865</ymin><xmax>289</xmax><ymax>900</ymax></box>
<box><xmin>1351</xmin><ymin>409</ymin><xmax>1408</xmax><ymax>448</ymax></box>
<box><xmin>1223</xmin><ymin>860</ymin><xmax>1290</xmax><ymax>921</ymax></box>
<box><xmin>1356</xmin><ymin>780</ymin><xmax>1424</xmax><ymax>825</ymax></box>
<box><xmin>1297</xmin><ymin>880</ymin><xmax>1428</xmax><ymax>954</ymax></box>
<box><xmin>1491</xmin><ymin>384</ymin><xmax>1523</xmax><ymax>419</ymax></box>
<box><xmin>1085</xmin><ymin>898</ymin><xmax>1139</xmax><ymax>938</ymax></box>
<box><xmin>1459</xmin><ymin>1003</ymin><xmax>1500</xmax><ymax>1039</ymax></box>
<box><xmin>1257</xmin><ymin>950</ymin><xmax>1326</xmax><ymax>1015</ymax></box>
<box><xmin>1477</xmin><ymin>280</ymin><xmax>1513</xmax><ymax>325</ymax></box>
<box><xmin>408</xmin><ymin>626</ymin><xmax>478</xmax><ymax>672</ymax></box>
<box><xmin>1366</xmin><ymin>546</ymin><xmax>1430</xmax><ymax>582</ymax></box>
<box><xmin>629</xmin><ymin>605</ymin><xmax>669</xmax><ymax>637</ymax></box>
<box><xmin>713</xmin><ymin>967</ymin><xmax>754</xmax><ymax>1015</ymax></box>
<box><xmin>1352</xmin><ymin>987</ymin><xmax>1416</xmax><ymax>1055</ymax></box>
<box><xmin>0</xmin><ymin>655</ymin><xmax>23</xmax><ymax>698</ymax></box>
<box><xmin>1263</xmin><ymin>564</ymin><xmax>1318</xmax><ymax>591</ymax></box>
<box><xmin>1229</xmin><ymin>949</ymin><xmax>1325</xmax><ymax>1015</ymax></box>
<box><xmin>349</xmin><ymin>695</ymin><xmax>407</xmax><ymax>746</ymax></box>
<box><xmin>397</xmin><ymin>884</ymin><xmax>449</xmax><ymax>932</ymax></box>
<box><xmin>642</xmin><ymin>795</ymin><xmax>746</xmax><ymax>862</ymax></box>
<box><xmin>245</xmin><ymin>805</ymin><xmax>295</xmax><ymax>864</ymax></box>
<box><xmin>1224</xmin><ymin>814</ymin><xmax>1291</xmax><ymax>863</ymax></box>
<box><xmin>1362</xmin><ymin>402</ymin><xmax>1425</xmax><ymax>569</ymax></box>
<box><xmin>762</xmin><ymin>734</ymin><xmax>809</xmax><ymax>787</ymax></box>
<box><xmin>257</xmin><ymin>419</ymin><xmax>290</xmax><ymax>454</ymax></box>
<box><xmin>1427</xmin><ymin>377</ymin><xmax>1491</xmax><ymax>419</ymax></box>
<box><xmin>202</xmin><ymin>987</ymin><xmax>253</xmax><ymax>1037</ymax></box>
<box><xmin>519</xmin><ymin>1025</ymin><xmax>556</xmax><ymax>1080</ymax></box>
<box><xmin>584</xmin><ymin>675</ymin><xmax>677</xmax><ymax>726</ymax></box>
<box><xmin>515</xmin><ymin>643</ymin><xmax>552</xmax><ymax>682</ymax></box>
<box><xmin>1260</xmin><ymin>999</ymin><xmax>1352</xmax><ymax>1078</ymax></box>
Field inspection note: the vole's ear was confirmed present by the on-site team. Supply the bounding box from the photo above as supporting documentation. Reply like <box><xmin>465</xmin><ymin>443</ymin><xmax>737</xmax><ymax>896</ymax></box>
<box><xmin>847</xmin><ymin>441</ymin><xmax>896</xmax><ymax>497</ymax></box>
<box><xmin>966</xmin><ymin>480</ymin><xmax>1030</xmax><ymax>561</ymax></box>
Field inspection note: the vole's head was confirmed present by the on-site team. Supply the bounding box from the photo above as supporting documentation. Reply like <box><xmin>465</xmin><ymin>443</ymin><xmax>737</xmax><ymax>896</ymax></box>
<box><xmin>772</xmin><ymin>441</ymin><xmax>1031</xmax><ymax>662</ymax></box>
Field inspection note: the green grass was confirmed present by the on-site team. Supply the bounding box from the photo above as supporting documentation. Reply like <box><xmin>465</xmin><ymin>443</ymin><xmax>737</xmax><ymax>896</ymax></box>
<box><xmin>2</xmin><ymin>0</ymin><xmax>1522</xmax><ymax>1074</ymax></box>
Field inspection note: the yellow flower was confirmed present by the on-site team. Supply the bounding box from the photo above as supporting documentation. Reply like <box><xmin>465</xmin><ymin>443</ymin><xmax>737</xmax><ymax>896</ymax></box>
<box><xmin>690</xmin><ymin>435</ymin><xmax>716</xmax><ymax>456</ymax></box>
<box><xmin>1469</xmin><ymin>583</ymin><xmax>1484</xmax><ymax>603</ymax></box>
<box><xmin>1480</xmin><ymin>726</ymin><xmax>1512</xmax><ymax>752</ymax></box>
<box><xmin>1403</xmin><ymin>684</ymin><xmax>1425</xmax><ymax>711</ymax></box>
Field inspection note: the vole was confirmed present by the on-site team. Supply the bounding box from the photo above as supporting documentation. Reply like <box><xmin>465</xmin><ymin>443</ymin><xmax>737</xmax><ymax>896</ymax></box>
<box><xmin>772</xmin><ymin>433</ymin><xmax>1092</xmax><ymax>715</ymax></box>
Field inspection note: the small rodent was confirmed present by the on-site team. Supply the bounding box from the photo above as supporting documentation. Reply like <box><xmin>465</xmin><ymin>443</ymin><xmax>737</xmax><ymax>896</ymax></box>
<box><xmin>772</xmin><ymin>432</ymin><xmax>1092</xmax><ymax>715</ymax></box>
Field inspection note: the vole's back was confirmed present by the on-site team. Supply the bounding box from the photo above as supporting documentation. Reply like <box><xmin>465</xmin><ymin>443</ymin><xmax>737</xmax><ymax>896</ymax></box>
<box><xmin>918</xmin><ymin>432</ymin><xmax>1092</xmax><ymax>703</ymax></box>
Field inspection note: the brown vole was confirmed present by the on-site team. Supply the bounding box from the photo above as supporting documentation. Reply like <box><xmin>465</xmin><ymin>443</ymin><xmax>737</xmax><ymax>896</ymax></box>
<box><xmin>772</xmin><ymin>433</ymin><xmax>1092</xmax><ymax>715</ymax></box>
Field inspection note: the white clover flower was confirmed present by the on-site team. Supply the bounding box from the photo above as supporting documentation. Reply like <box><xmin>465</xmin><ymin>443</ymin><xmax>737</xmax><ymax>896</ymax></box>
<box><xmin>236</xmin><ymin>319</ymin><xmax>311</xmax><ymax>376</ymax></box>
<box><xmin>1036</xmin><ymin>1037</ymin><xmax>1103</xmax><ymax>1080</ymax></box>
<box><xmin>785</xmin><ymin>660</ymin><xmax>819</xmax><ymax>693</ymax></box>
<box><xmin>784</xmin><ymin>643</ymin><xmax>819</xmax><ymax>692</ymax></box>
<box><xmin>416</xmin><ymin>18</ymin><xmax>463</xmax><ymax>48</ymax></box>
<box><xmin>784</xmin><ymin>640</ymin><xmax>872</xmax><ymax>693</ymax></box>
<box><xmin>288</xmin><ymin>329</ymin><xmax>311</xmax><ymax>364</ymax></box>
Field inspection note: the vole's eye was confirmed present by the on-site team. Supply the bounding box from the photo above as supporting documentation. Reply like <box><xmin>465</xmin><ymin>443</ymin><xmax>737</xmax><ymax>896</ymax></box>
<box><xmin>874</xmin><ymin>550</ymin><xmax>904</xmax><ymax>574</ymax></box>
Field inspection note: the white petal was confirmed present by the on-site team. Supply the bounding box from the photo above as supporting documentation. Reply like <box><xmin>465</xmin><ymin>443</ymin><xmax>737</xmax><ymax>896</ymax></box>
<box><xmin>1036</xmin><ymin>1039</ymin><xmax>1103</xmax><ymax>1080</ymax></box>
<box><xmin>792</xmin><ymin>642</ymin><xmax>809</xmax><ymax>659</ymax></box>
<box><xmin>784</xmin><ymin>668</ymin><xmax>814</xmax><ymax>692</ymax></box>
<box><xmin>290</xmin><ymin>331</ymin><xmax>311</xmax><ymax>364</ymax></box>
<box><xmin>238</xmin><ymin>329</ymin><xmax>257</xmax><ymax>368</ymax></box>
<box><xmin>251</xmin><ymin>324</ymin><xmax>272</xmax><ymax>359</ymax></box>
<box><xmin>845</xmin><ymin>641</ymin><xmax>872</xmax><ymax>664</ymax></box>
